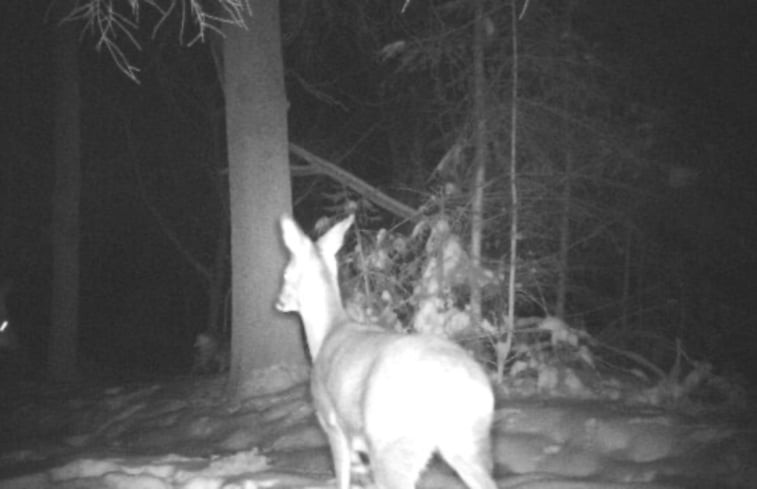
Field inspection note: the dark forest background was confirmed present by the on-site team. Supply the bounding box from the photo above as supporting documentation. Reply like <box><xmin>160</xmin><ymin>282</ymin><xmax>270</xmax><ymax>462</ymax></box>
<box><xmin>1</xmin><ymin>0</ymin><xmax>756</xmax><ymax>385</ymax></box>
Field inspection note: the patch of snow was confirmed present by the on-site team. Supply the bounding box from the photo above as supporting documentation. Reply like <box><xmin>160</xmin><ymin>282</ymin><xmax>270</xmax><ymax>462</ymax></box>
<box><xmin>48</xmin><ymin>451</ymin><xmax>267</xmax><ymax>489</ymax></box>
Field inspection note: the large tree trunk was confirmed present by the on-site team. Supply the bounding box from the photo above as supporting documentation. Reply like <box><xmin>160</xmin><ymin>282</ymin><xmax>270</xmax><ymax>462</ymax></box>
<box><xmin>49</xmin><ymin>12</ymin><xmax>81</xmax><ymax>381</ymax></box>
<box><xmin>224</xmin><ymin>0</ymin><xmax>307</xmax><ymax>398</ymax></box>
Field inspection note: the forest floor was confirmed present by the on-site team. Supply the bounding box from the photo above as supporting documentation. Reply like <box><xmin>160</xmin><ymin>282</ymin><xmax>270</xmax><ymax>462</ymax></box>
<box><xmin>0</xmin><ymin>372</ymin><xmax>755</xmax><ymax>489</ymax></box>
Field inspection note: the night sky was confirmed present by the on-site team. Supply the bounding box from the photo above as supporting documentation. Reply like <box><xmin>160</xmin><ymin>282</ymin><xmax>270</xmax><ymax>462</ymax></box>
<box><xmin>1</xmin><ymin>0</ymin><xmax>756</xmax><ymax>379</ymax></box>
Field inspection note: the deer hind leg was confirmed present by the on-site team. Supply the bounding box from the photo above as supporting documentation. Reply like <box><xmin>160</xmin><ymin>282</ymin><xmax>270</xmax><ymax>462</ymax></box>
<box><xmin>437</xmin><ymin>419</ymin><xmax>497</xmax><ymax>489</ymax></box>
<box><xmin>370</xmin><ymin>437</ymin><xmax>433</xmax><ymax>489</ymax></box>
<box><xmin>318</xmin><ymin>414</ymin><xmax>354</xmax><ymax>489</ymax></box>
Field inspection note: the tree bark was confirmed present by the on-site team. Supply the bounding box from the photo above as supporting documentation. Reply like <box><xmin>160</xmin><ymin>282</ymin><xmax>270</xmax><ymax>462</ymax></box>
<box><xmin>49</xmin><ymin>13</ymin><xmax>81</xmax><ymax>381</ymax></box>
<box><xmin>224</xmin><ymin>0</ymin><xmax>306</xmax><ymax>398</ymax></box>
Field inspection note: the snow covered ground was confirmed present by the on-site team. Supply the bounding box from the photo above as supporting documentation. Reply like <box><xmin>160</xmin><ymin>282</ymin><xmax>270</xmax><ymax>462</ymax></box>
<box><xmin>0</xmin><ymin>373</ymin><xmax>754</xmax><ymax>489</ymax></box>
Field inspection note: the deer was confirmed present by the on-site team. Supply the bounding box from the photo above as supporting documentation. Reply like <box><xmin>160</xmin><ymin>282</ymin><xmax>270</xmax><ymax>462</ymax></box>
<box><xmin>276</xmin><ymin>214</ymin><xmax>497</xmax><ymax>489</ymax></box>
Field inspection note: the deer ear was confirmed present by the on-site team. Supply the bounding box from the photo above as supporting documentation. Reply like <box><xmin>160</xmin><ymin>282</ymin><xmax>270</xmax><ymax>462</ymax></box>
<box><xmin>280</xmin><ymin>214</ymin><xmax>309</xmax><ymax>255</ymax></box>
<box><xmin>317</xmin><ymin>215</ymin><xmax>354</xmax><ymax>258</ymax></box>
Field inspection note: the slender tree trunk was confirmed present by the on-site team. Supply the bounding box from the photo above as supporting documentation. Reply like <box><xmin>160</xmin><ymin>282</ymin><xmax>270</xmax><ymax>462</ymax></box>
<box><xmin>0</xmin><ymin>159</ymin><xmax>9</xmax><ymax>276</ymax></box>
<box><xmin>620</xmin><ymin>221</ymin><xmax>633</xmax><ymax>330</ymax></box>
<box><xmin>469</xmin><ymin>0</ymin><xmax>487</xmax><ymax>329</ymax></box>
<box><xmin>206</xmin><ymin>95</ymin><xmax>230</xmax><ymax>337</ymax></box>
<box><xmin>224</xmin><ymin>0</ymin><xmax>306</xmax><ymax>398</ymax></box>
<box><xmin>499</xmin><ymin>0</ymin><xmax>520</xmax><ymax>382</ymax></box>
<box><xmin>206</xmin><ymin>217</ymin><xmax>229</xmax><ymax>335</ymax></box>
<box><xmin>555</xmin><ymin>0</ymin><xmax>578</xmax><ymax>320</ymax></box>
<box><xmin>49</xmin><ymin>13</ymin><xmax>81</xmax><ymax>381</ymax></box>
<box><xmin>555</xmin><ymin>150</ymin><xmax>572</xmax><ymax>318</ymax></box>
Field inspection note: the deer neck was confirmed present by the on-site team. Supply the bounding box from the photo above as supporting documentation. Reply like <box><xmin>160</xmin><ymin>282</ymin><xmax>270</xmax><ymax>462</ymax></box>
<box><xmin>300</xmin><ymin>266</ymin><xmax>350</xmax><ymax>360</ymax></box>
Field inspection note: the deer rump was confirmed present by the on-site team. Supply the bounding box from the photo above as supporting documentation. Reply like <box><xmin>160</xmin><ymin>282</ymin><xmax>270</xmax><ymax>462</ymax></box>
<box><xmin>313</xmin><ymin>321</ymin><xmax>493</xmax><ymax>458</ymax></box>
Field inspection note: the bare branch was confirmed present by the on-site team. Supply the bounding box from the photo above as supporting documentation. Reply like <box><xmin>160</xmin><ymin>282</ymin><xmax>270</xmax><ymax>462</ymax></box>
<box><xmin>289</xmin><ymin>144</ymin><xmax>419</xmax><ymax>223</ymax></box>
<box><xmin>63</xmin><ymin>0</ymin><xmax>250</xmax><ymax>82</ymax></box>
